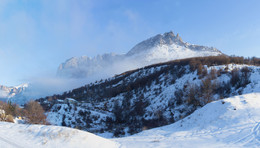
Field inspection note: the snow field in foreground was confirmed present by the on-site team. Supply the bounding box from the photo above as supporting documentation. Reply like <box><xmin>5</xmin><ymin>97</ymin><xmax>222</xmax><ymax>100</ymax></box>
<box><xmin>0</xmin><ymin>122</ymin><xmax>119</xmax><ymax>148</ymax></box>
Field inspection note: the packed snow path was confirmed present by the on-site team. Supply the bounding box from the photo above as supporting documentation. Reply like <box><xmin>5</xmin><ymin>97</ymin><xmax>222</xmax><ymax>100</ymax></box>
<box><xmin>114</xmin><ymin>93</ymin><xmax>260</xmax><ymax>148</ymax></box>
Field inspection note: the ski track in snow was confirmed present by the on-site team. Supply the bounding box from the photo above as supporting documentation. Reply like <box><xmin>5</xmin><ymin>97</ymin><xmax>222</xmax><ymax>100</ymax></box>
<box><xmin>233</xmin><ymin>122</ymin><xmax>260</xmax><ymax>146</ymax></box>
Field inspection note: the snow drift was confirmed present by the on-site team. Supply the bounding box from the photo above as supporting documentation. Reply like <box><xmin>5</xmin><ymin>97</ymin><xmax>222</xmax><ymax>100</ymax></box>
<box><xmin>0</xmin><ymin>122</ymin><xmax>119</xmax><ymax>148</ymax></box>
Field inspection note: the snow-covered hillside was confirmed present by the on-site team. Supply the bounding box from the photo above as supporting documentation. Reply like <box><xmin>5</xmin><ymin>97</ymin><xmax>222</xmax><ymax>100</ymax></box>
<box><xmin>0</xmin><ymin>83</ymin><xmax>29</xmax><ymax>104</ymax></box>
<box><xmin>39</xmin><ymin>56</ymin><xmax>260</xmax><ymax>137</ymax></box>
<box><xmin>57</xmin><ymin>31</ymin><xmax>222</xmax><ymax>78</ymax></box>
<box><xmin>0</xmin><ymin>122</ymin><xmax>119</xmax><ymax>148</ymax></box>
<box><xmin>115</xmin><ymin>93</ymin><xmax>260</xmax><ymax>148</ymax></box>
<box><xmin>5</xmin><ymin>93</ymin><xmax>260</xmax><ymax>148</ymax></box>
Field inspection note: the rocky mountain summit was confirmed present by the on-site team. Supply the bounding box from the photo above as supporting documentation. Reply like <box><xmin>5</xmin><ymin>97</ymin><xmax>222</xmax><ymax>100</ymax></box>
<box><xmin>126</xmin><ymin>31</ymin><xmax>219</xmax><ymax>56</ymax></box>
<box><xmin>57</xmin><ymin>31</ymin><xmax>222</xmax><ymax>78</ymax></box>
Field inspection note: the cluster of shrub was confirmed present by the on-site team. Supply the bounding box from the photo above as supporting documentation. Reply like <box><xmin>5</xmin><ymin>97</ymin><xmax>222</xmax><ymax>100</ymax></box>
<box><xmin>107</xmin><ymin>93</ymin><xmax>150</xmax><ymax>136</ymax></box>
<box><xmin>0</xmin><ymin>100</ymin><xmax>47</xmax><ymax>124</ymax></box>
<box><xmin>174</xmin><ymin>65</ymin><xmax>252</xmax><ymax>113</ymax></box>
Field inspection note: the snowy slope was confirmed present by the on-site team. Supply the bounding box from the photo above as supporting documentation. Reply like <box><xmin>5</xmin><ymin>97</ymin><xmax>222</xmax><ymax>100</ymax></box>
<box><xmin>57</xmin><ymin>31</ymin><xmax>222</xmax><ymax>78</ymax></box>
<box><xmin>42</xmin><ymin>63</ymin><xmax>260</xmax><ymax>137</ymax></box>
<box><xmin>0</xmin><ymin>122</ymin><xmax>119</xmax><ymax>148</ymax></box>
<box><xmin>3</xmin><ymin>93</ymin><xmax>260</xmax><ymax>148</ymax></box>
<box><xmin>115</xmin><ymin>93</ymin><xmax>260</xmax><ymax>148</ymax></box>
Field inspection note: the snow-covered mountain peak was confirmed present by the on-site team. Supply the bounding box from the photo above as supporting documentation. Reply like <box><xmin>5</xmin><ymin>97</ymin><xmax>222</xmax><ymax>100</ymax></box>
<box><xmin>126</xmin><ymin>31</ymin><xmax>185</xmax><ymax>56</ymax></box>
<box><xmin>57</xmin><ymin>31</ymin><xmax>223</xmax><ymax>79</ymax></box>
<box><xmin>127</xmin><ymin>31</ymin><xmax>221</xmax><ymax>57</ymax></box>
<box><xmin>14</xmin><ymin>83</ymin><xmax>29</xmax><ymax>89</ymax></box>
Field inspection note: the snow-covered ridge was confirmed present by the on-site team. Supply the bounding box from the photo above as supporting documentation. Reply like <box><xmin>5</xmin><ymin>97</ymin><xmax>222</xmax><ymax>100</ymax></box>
<box><xmin>115</xmin><ymin>93</ymin><xmax>260</xmax><ymax>147</ymax></box>
<box><xmin>57</xmin><ymin>31</ymin><xmax>223</xmax><ymax>78</ymax></box>
<box><xmin>0</xmin><ymin>122</ymin><xmax>119</xmax><ymax>148</ymax></box>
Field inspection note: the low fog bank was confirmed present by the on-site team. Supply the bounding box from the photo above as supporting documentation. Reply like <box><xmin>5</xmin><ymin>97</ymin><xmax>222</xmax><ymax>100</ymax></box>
<box><xmin>13</xmin><ymin>55</ymin><xmax>162</xmax><ymax>103</ymax></box>
<box><xmin>22</xmin><ymin>60</ymin><xmax>141</xmax><ymax>100</ymax></box>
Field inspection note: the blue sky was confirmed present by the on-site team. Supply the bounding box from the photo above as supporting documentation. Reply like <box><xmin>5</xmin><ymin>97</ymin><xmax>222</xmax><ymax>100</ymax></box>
<box><xmin>0</xmin><ymin>0</ymin><xmax>260</xmax><ymax>86</ymax></box>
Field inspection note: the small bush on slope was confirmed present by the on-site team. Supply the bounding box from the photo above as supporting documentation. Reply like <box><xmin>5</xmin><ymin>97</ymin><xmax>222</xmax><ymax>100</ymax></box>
<box><xmin>0</xmin><ymin>100</ymin><xmax>47</xmax><ymax>124</ymax></box>
<box><xmin>24</xmin><ymin>101</ymin><xmax>47</xmax><ymax>124</ymax></box>
<box><xmin>5</xmin><ymin>115</ymin><xmax>14</xmax><ymax>122</ymax></box>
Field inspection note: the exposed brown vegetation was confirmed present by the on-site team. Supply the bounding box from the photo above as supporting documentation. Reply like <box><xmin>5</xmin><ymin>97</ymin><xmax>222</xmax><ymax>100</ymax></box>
<box><xmin>0</xmin><ymin>100</ymin><xmax>47</xmax><ymax>124</ymax></box>
<box><xmin>24</xmin><ymin>101</ymin><xmax>47</xmax><ymax>124</ymax></box>
<box><xmin>5</xmin><ymin>115</ymin><xmax>14</xmax><ymax>123</ymax></box>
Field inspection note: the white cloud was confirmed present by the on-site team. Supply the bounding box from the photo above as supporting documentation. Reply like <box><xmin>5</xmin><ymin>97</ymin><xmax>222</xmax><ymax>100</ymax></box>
<box><xmin>124</xmin><ymin>9</ymin><xmax>139</xmax><ymax>23</ymax></box>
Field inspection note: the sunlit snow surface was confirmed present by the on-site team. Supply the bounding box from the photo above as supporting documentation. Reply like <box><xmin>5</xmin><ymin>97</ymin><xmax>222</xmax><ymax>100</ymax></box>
<box><xmin>0</xmin><ymin>123</ymin><xmax>119</xmax><ymax>148</ymax></box>
<box><xmin>114</xmin><ymin>93</ymin><xmax>260</xmax><ymax>148</ymax></box>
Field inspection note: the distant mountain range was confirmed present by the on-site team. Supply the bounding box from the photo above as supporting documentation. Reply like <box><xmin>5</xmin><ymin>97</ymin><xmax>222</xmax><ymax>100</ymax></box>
<box><xmin>0</xmin><ymin>83</ymin><xmax>29</xmax><ymax>104</ymax></box>
<box><xmin>57</xmin><ymin>31</ymin><xmax>222</xmax><ymax>78</ymax></box>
